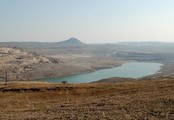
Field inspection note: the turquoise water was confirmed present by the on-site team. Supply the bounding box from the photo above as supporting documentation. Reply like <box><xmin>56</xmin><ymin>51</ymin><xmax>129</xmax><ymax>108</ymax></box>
<box><xmin>43</xmin><ymin>62</ymin><xmax>163</xmax><ymax>83</ymax></box>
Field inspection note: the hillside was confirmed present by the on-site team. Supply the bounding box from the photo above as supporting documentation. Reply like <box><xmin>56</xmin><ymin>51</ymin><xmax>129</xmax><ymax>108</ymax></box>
<box><xmin>0</xmin><ymin>46</ymin><xmax>124</xmax><ymax>81</ymax></box>
<box><xmin>0</xmin><ymin>47</ymin><xmax>61</xmax><ymax>81</ymax></box>
<box><xmin>0</xmin><ymin>77</ymin><xmax>173</xmax><ymax>119</ymax></box>
<box><xmin>1</xmin><ymin>41</ymin><xmax>174</xmax><ymax>81</ymax></box>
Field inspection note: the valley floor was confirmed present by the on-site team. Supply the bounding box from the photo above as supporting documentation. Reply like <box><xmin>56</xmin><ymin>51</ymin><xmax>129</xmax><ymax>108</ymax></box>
<box><xmin>0</xmin><ymin>78</ymin><xmax>174</xmax><ymax>120</ymax></box>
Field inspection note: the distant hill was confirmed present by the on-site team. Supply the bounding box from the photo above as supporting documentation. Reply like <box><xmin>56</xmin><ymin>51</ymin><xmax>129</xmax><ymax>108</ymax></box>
<box><xmin>117</xmin><ymin>42</ymin><xmax>174</xmax><ymax>46</ymax></box>
<box><xmin>58</xmin><ymin>38</ymin><xmax>84</xmax><ymax>45</ymax></box>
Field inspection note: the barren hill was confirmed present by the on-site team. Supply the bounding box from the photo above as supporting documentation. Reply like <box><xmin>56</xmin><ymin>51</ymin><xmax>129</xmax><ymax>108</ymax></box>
<box><xmin>0</xmin><ymin>47</ymin><xmax>61</xmax><ymax>81</ymax></box>
<box><xmin>58</xmin><ymin>37</ymin><xmax>84</xmax><ymax>45</ymax></box>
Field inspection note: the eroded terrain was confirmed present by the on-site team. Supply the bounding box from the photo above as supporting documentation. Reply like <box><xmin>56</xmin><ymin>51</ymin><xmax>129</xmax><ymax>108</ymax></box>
<box><xmin>1</xmin><ymin>40</ymin><xmax>174</xmax><ymax>81</ymax></box>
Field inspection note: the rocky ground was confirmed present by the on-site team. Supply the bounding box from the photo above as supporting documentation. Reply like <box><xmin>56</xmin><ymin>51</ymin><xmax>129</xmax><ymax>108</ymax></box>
<box><xmin>0</xmin><ymin>47</ymin><xmax>124</xmax><ymax>81</ymax></box>
<box><xmin>1</xmin><ymin>46</ymin><xmax>174</xmax><ymax>83</ymax></box>
<box><xmin>0</xmin><ymin>77</ymin><xmax>173</xmax><ymax>120</ymax></box>
<box><xmin>0</xmin><ymin>47</ymin><xmax>61</xmax><ymax>81</ymax></box>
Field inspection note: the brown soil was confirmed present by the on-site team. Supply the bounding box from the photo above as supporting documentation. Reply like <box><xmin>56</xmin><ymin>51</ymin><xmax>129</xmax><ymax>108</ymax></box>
<box><xmin>0</xmin><ymin>78</ymin><xmax>173</xmax><ymax>120</ymax></box>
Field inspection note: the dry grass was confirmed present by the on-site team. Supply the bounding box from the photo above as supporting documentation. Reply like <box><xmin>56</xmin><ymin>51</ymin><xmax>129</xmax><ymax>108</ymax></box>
<box><xmin>0</xmin><ymin>78</ymin><xmax>174</xmax><ymax>120</ymax></box>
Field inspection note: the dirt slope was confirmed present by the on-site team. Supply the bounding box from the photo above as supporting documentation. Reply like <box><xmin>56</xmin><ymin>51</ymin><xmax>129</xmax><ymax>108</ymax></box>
<box><xmin>0</xmin><ymin>78</ymin><xmax>173</xmax><ymax>120</ymax></box>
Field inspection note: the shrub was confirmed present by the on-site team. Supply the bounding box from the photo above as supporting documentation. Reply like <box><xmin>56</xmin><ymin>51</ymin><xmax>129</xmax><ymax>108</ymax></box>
<box><xmin>62</xmin><ymin>80</ymin><xmax>68</xmax><ymax>84</ymax></box>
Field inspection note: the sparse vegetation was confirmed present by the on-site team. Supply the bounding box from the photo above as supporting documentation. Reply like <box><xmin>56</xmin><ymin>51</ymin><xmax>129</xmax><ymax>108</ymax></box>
<box><xmin>62</xmin><ymin>80</ymin><xmax>68</xmax><ymax>84</ymax></box>
<box><xmin>0</xmin><ymin>78</ymin><xmax>173</xmax><ymax>119</ymax></box>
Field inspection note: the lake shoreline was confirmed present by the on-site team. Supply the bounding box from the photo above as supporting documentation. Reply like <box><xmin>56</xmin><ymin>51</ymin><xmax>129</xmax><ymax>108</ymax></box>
<box><xmin>43</xmin><ymin>62</ymin><xmax>163</xmax><ymax>83</ymax></box>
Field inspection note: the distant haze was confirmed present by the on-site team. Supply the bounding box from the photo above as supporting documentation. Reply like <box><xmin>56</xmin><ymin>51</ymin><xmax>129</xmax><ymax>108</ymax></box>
<box><xmin>0</xmin><ymin>0</ymin><xmax>174</xmax><ymax>43</ymax></box>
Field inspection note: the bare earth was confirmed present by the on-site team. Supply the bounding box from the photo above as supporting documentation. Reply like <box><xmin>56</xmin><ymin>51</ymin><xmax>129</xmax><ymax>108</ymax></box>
<box><xmin>1</xmin><ymin>43</ymin><xmax>174</xmax><ymax>81</ymax></box>
<box><xmin>0</xmin><ymin>47</ymin><xmax>124</xmax><ymax>81</ymax></box>
<box><xmin>0</xmin><ymin>44</ymin><xmax>174</xmax><ymax>120</ymax></box>
<box><xmin>0</xmin><ymin>77</ymin><xmax>173</xmax><ymax>120</ymax></box>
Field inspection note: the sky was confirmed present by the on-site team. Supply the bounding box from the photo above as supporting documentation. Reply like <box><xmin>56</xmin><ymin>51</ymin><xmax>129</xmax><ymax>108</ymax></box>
<box><xmin>0</xmin><ymin>0</ymin><xmax>174</xmax><ymax>43</ymax></box>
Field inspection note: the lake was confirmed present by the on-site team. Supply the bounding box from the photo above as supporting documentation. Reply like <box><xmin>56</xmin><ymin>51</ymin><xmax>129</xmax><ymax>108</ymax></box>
<box><xmin>44</xmin><ymin>62</ymin><xmax>163</xmax><ymax>83</ymax></box>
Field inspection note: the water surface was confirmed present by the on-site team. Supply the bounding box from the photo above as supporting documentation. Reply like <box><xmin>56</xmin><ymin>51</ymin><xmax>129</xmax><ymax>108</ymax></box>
<box><xmin>44</xmin><ymin>62</ymin><xmax>162</xmax><ymax>83</ymax></box>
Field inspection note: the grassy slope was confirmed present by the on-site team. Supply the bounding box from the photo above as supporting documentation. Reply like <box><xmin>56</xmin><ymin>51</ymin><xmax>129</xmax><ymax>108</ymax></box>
<box><xmin>0</xmin><ymin>78</ymin><xmax>174</xmax><ymax>120</ymax></box>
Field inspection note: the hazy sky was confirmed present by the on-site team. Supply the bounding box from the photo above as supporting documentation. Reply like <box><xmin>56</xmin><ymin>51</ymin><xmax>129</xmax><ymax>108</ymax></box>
<box><xmin>1</xmin><ymin>0</ymin><xmax>174</xmax><ymax>43</ymax></box>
